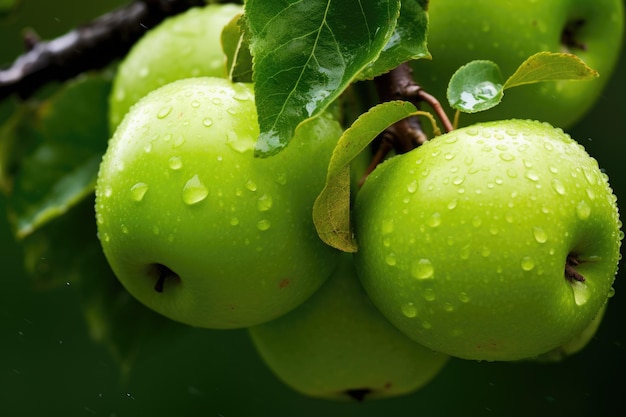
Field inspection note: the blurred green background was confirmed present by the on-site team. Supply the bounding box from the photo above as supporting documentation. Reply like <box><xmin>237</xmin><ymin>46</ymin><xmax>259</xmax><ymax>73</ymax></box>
<box><xmin>1</xmin><ymin>1</ymin><xmax>625</xmax><ymax>416</ymax></box>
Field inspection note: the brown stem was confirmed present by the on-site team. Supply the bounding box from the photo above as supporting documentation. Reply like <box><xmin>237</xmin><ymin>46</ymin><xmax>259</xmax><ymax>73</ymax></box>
<box><xmin>0</xmin><ymin>0</ymin><xmax>209</xmax><ymax>100</ymax></box>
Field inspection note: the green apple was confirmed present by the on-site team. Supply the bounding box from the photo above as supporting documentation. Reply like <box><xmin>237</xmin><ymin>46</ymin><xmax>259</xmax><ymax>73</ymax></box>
<box><xmin>249</xmin><ymin>253</ymin><xmax>449</xmax><ymax>401</ymax></box>
<box><xmin>412</xmin><ymin>0</ymin><xmax>624</xmax><ymax>129</ymax></box>
<box><xmin>95</xmin><ymin>77</ymin><xmax>343</xmax><ymax>329</ymax></box>
<box><xmin>108</xmin><ymin>3</ymin><xmax>243</xmax><ymax>131</ymax></box>
<box><xmin>353</xmin><ymin>119</ymin><xmax>622</xmax><ymax>361</ymax></box>
<box><xmin>533</xmin><ymin>302</ymin><xmax>608</xmax><ymax>362</ymax></box>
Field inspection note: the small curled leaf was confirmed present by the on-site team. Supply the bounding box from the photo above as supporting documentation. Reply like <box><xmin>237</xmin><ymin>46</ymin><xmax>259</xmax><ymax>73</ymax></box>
<box><xmin>447</xmin><ymin>60</ymin><xmax>504</xmax><ymax>114</ymax></box>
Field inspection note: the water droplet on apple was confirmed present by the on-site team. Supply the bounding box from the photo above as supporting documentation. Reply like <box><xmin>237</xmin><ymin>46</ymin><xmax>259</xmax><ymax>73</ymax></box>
<box><xmin>245</xmin><ymin>180</ymin><xmax>257</xmax><ymax>192</ymax></box>
<box><xmin>447</xmin><ymin>199</ymin><xmax>458</xmax><ymax>210</ymax></box>
<box><xmin>407</xmin><ymin>180</ymin><xmax>418</xmax><ymax>194</ymax></box>
<box><xmin>256</xmin><ymin>194</ymin><xmax>273</xmax><ymax>211</ymax></box>
<box><xmin>571</xmin><ymin>281</ymin><xmax>589</xmax><ymax>306</ymax></box>
<box><xmin>385</xmin><ymin>253</ymin><xmax>397</xmax><ymax>266</ymax></box>
<box><xmin>506</xmin><ymin>168</ymin><xmax>518</xmax><ymax>178</ymax></box>
<box><xmin>130</xmin><ymin>182</ymin><xmax>148</xmax><ymax>202</ymax></box>
<box><xmin>103</xmin><ymin>186</ymin><xmax>112</xmax><ymax>198</ymax></box>
<box><xmin>481</xmin><ymin>246</ymin><xmax>491</xmax><ymax>257</ymax></box>
<box><xmin>533</xmin><ymin>227</ymin><xmax>548</xmax><ymax>243</ymax></box>
<box><xmin>443</xmin><ymin>302</ymin><xmax>455</xmax><ymax>312</ymax></box>
<box><xmin>256</xmin><ymin>219</ymin><xmax>271</xmax><ymax>231</ymax></box>
<box><xmin>499</xmin><ymin>153</ymin><xmax>515</xmax><ymax>162</ymax></box>
<box><xmin>608</xmin><ymin>287</ymin><xmax>616</xmax><ymax>298</ymax></box>
<box><xmin>428</xmin><ymin>212</ymin><xmax>442</xmax><ymax>228</ymax></box>
<box><xmin>576</xmin><ymin>200</ymin><xmax>591</xmax><ymax>220</ymax></box>
<box><xmin>191</xmin><ymin>100</ymin><xmax>200</xmax><ymax>108</ymax></box>
<box><xmin>412</xmin><ymin>259</ymin><xmax>434</xmax><ymax>280</ymax></box>
<box><xmin>551</xmin><ymin>178</ymin><xmax>566</xmax><ymax>195</ymax></box>
<box><xmin>458</xmin><ymin>292</ymin><xmax>470</xmax><ymax>303</ymax></box>
<box><xmin>452</xmin><ymin>175</ymin><xmax>466</xmax><ymax>185</ymax></box>
<box><xmin>401</xmin><ymin>302</ymin><xmax>417</xmax><ymax>318</ymax></box>
<box><xmin>423</xmin><ymin>288</ymin><xmax>436</xmax><ymax>301</ymax></box>
<box><xmin>121</xmin><ymin>224</ymin><xmax>129</xmax><ymax>234</ymax></box>
<box><xmin>525</xmin><ymin>170</ymin><xmax>540</xmax><ymax>182</ymax></box>
<box><xmin>182</xmin><ymin>175</ymin><xmax>208</xmax><ymax>205</ymax></box>
<box><xmin>466</xmin><ymin>127</ymin><xmax>479</xmax><ymax>136</ymax></box>
<box><xmin>422</xmin><ymin>320</ymin><xmax>432</xmax><ymax>329</ymax></box>
<box><xmin>157</xmin><ymin>105</ymin><xmax>172</xmax><ymax>119</ymax></box>
<box><xmin>230</xmin><ymin>217</ymin><xmax>239</xmax><ymax>226</ymax></box>
<box><xmin>521</xmin><ymin>256</ymin><xmax>535</xmax><ymax>271</ymax></box>
<box><xmin>168</xmin><ymin>156</ymin><xmax>183</xmax><ymax>170</ymax></box>
<box><xmin>202</xmin><ymin>117</ymin><xmax>213</xmax><ymax>127</ymax></box>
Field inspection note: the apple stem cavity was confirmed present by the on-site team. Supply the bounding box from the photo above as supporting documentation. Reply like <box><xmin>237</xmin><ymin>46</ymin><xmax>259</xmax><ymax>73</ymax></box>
<box><xmin>561</xmin><ymin>19</ymin><xmax>588</xmax><ymax>52</ymax></box>
<box><xmin>359</xmin><ymin>63</ymin><xmax>456</xmax><ymax>186</ymax></box>
<box><xmin>565</xmin><ymin>254</ymin><xmax>586</xmax><ymax>283</ymax></box>
<box><xmin>149</xmin><ymin>263</ymin><xmax>181</xmax><ymax>293</ymax></box>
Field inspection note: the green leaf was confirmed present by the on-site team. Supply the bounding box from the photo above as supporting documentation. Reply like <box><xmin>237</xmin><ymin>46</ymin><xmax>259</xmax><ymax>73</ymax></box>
<box><xmin>447</xmin><ymin>60</ymin><xmax>504</xmax><ymax>114</ymax></box>
<box><xmin>7</xmin><ymin>74</ymin><xmax>111</xmax><ymax>239</ymax></box>
<box><xmin>244</xmin><ymin>0</ymin><xmax>401</xmax><ymax>156</ymax></box>
<box><xmin>313</xmin><ymin>100</ymin><xmax>419</xmax><ymax>252</ymax></box>
<box><xmin>503</xmin><ymin>51</ymin><xmax>599</xmax><ymax>89</ymax></box>
<box><xmin>358</xmin><ymin>0</ymin><xmax>431</xmax><ymax>80</ymax></box>
<box><xmin>20</xmin><ymin>194</ymin><xmax>99</xmax><ymax>290</ymax></box>
<box><xmin>221</xmin><ymin>13</ymin><xmax>254</xmax><ymax>83</ymax></box>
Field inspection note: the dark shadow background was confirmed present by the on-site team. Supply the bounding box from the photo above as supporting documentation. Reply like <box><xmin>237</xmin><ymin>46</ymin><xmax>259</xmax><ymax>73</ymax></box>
<box><xmin>1</xmin><ymin>1</ymin><xmax>625</xmax><ymax>416</ymax></box>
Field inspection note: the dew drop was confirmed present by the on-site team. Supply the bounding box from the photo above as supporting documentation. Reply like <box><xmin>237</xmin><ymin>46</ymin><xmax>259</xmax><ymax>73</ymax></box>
<box><xmin>458</xmin><ymin>292</ymin><xmax>470</xmax><ymax>303</ymax></box>
<box><xmin>576</xmin><ymin>200</ymin><xmax>591</xmax><ymax>220</ymax></box>
<box><xmin>121</xmin><ymin>224</ymin><xmax>129</xmax><ymax>234</ymax></box>
<box><xmin>428</xmin><ymin>212</ymin><xmax>442</xmax><ymax>228</ymax></box>
<box><xmin>447</xmin><ymin>199</ymin><xmax>458</xmax><ymax>210</ymax></box>
<box><xmin>525</xmin><ymin>170</ymin><xmax>540</xmax><ymax>182</ymax></box>
<box><xmin>385</xmin><ymin>253</ymin><xmax>397</xmax><ymax>266</ymax></box>
<box><xmin>402</xmin><ymin>302</ymin><xmax>417</xmax><ymax>318</ymax></box>
<box><xmin>421</xmin><ymin>321</ymin><xmax>432</xmax><ymax>329</ymax></box>
<box><xmin>407</xmin><ymin>180</ymin><xmax>418</xmax><ymax>194</ymax></box>
<box><xmin>157</xmin><ymin>106</ymin><xmax>172</xmax><ymax>119</ymax></box>
<box><xmin>182</xmin><ymin>175</ymin><xmax>208</xmax><ymax>205</ymax></box>
<box><xmin>452</xmin><ymin>175</ymin><xmax>466</xmax><ymax>185</ymax></box>
<box><xmin>191</xmin><ymin>100</ymin><xmax>200</xmax><ymax>108</ymax></box>
<box><xmin>571</xmin><ymin>281</ymin><xmax>589</xmax><ymax>306</ymax></box>
<box><xmin>275</xmin><ymin>173</ymin><xmax>288</xmax><ymax>185</ymax></box>
<box><xmin>256</xmin><ymin>194</ymin><xmax>273</xmax><ymax>211</ymax></box>
<box><xmin>412</xmin><ymin>259</ymin><xmax>434</xmax><ymax>280</ymax></box>
<box><xmin>521</xmin><ymin>256</ymin><xmax>535</xmax><ymax>271</ymax></box>
<box><xmin>499</xmin><ymin>153</ymin><xmax>515</xmax><ymax>162</ymax></box>
<box><xmin>245</xmin><ymin>180</ymin><xmax>258</xmax><ymax>192</ymax></box>
<box><xmin>202</xmin><ymin>118</ymin><xmax>213</xmax><ymax>127</ymax></box>
<box><xmin>256</xmin><ymin>219</ymin><xmax>271</xmax><ymax>231</ymax></box>
<box><xmin>130</xmin><ymin>182</ymin><xmax>148</xmax><ymax>202</ymax></box>
<box><xmin>551</xmin><ymin>178</ymin><xmax>566</xmax><ymax>195</ymax></box>
<box><xmin>230</xmin><ymin>217</ymin><xmax>240</xmax><ymax>226</ymax></box>
<box><xmin>423</xmin><ymin>288</ymin><xmax>436</xmax><ymax>301</ymax></box>
<box><xmin>168</xmin><ymin>156</ymin><xmax>183</xmax><ymax>170</ymax></box>
<box><xmin>533</xmin><ymin>226</ymin><xmax>548</xmax><ymax>243</ymax></box>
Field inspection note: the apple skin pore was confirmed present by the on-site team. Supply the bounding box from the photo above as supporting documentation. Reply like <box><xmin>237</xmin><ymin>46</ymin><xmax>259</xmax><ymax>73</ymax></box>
<box><xmin>411</xmin><ymin>0</ymin><xmax>624</xmax><ymax>129</ymax></box>
<box><xmin>96</xmin><ymin>77</ymin><xmax>343</xmax><ymax>329</ymax></box>
<box><xmin>353</xmin><ymin>119</ymin><xmax>622</xmax><ymax>361</ymax></box>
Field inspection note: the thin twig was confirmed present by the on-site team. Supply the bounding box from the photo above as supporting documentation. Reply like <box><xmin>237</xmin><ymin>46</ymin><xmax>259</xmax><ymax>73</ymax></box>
<box><xmin>0</xmin><ymin>0</ymin><xmax>207</xmax><ymax>100</ymax></box>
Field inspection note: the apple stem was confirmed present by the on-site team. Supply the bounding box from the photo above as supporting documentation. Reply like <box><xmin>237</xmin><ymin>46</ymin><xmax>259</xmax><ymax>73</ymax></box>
<box><xmin>565</xmin><ymin>254</ymin><xmax>586</xmax><ymax>283</ymax></box>
<box><xmin>151</xmin><ymin>263</ymin><xmax>180</xmax><ymax>293</ymax></box>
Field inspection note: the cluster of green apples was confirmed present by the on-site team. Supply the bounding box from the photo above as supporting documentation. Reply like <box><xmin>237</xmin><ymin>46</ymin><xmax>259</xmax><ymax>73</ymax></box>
<box><xmin>95</xmin><ymin>3</ymin><xmax>624</xmax><ymax>402</ymax></box>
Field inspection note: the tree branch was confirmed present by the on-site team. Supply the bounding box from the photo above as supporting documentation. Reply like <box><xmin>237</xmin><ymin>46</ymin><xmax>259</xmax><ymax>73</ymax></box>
<box><xmin>0</xmin><ymin>0</ymin><xmax>208</xmax><ymax>100</ymax></box>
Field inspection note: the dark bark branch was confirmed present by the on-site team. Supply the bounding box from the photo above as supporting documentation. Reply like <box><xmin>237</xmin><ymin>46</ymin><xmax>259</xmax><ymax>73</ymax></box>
<box><xmin>0</xmin><ymin>0</ymin><xmax>208</xmax><ymax>100</ymax></box>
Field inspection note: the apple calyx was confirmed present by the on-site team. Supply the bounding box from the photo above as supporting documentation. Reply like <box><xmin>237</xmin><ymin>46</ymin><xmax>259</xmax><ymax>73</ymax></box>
<box><xmin>565</xmin><ymin>254</ymin><xmax>586</xmax><ymax>283</ymax></box>
<box><xmin>149</xmin><ymin>263</ymin><xmax>180</xmax><ymax>293</ymax></box>
<box><xmin>561</xmin><ymin>19</ymin><xmax>588</xmax><ymax>52</ymax></box>
<box><xmin>344</xmin><ymin>388</ymin><xmax>372</xmax><ymax>402</ymax></box>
